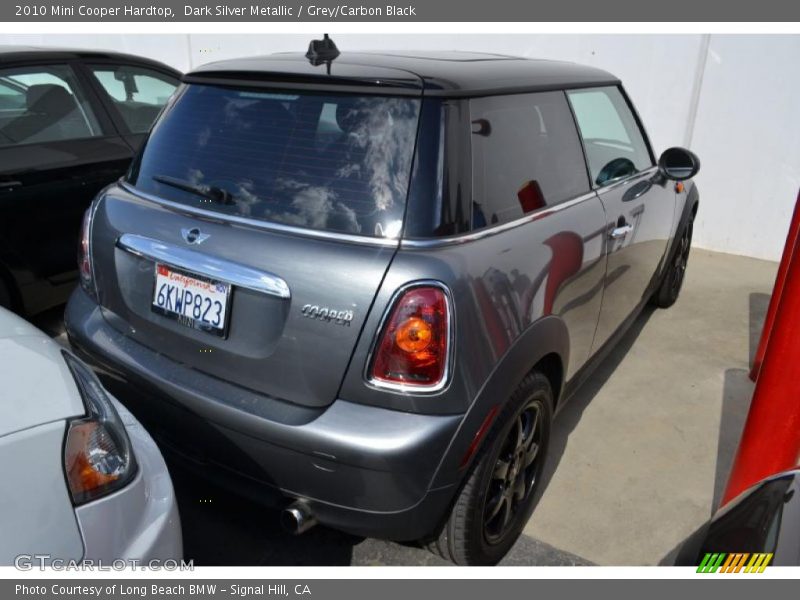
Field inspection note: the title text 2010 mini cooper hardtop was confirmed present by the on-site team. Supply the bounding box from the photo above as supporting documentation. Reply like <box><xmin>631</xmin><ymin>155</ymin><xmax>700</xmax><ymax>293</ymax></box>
<box><xmin>66</xmin><ymin>38</ymin><xmax>700</xmax><ymax>565</ymax></box>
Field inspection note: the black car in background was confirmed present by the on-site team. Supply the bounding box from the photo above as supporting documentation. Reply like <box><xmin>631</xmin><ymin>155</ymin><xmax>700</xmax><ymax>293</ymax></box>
<box><xmin>677</xmin><ymin>469</ymin><xmax>800</xmax><ymax>568</ymax></box>
<box><xmin>0</xmin><ymin>46</ymin><xmax>180</xmax><ymax>314</ymax></box>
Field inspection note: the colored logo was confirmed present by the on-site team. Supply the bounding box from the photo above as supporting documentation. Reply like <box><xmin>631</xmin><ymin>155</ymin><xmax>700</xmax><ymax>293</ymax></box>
<box><xmin>697</xmin><ymin>552</ymin><xmax>773</xmax><ymax>573</ymax></box>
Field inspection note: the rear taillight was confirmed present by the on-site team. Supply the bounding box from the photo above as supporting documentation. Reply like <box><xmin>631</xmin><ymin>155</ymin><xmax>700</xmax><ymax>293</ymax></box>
<box><xmin>78</xmin><ymin>206</ymin><xmax>94</xmax><ymax>296</ymax></box>
<box><xmin>369</xmin><ymin>284</ymin><xmax>452</xmax><ymax>390</ymax></box>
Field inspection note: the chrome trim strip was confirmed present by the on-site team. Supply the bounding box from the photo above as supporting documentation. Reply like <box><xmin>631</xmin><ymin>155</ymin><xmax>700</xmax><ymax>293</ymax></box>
<box><xmin>118</xmin><ymin>182</ymin><xmax>400</xmax><ymax>249</ymax></box>
<box><xmin>594</xmin><ymin>166</ymin><xmax>659</xmax><ymax>196</ymax></box>
<box><xmin>363</xmin><ymin>280</ymin><xmax>455</xmax><ymax>395</ymax></box>
<box><xmin>116</xmin><ymin>233</ymin><xmax>291</xmax><ymax>299</ymax></box>
<box><xmin>400</xmin><ymin>190</ymin><xmax>599</xmax><ymax>249</ymax></box>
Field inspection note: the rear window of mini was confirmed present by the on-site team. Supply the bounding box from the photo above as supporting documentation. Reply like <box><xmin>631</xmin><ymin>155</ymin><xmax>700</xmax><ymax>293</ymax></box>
<box><xmin>127</xmin><ymin>84</ymin><xmax>422</xmax><ymax>239</ymax></box>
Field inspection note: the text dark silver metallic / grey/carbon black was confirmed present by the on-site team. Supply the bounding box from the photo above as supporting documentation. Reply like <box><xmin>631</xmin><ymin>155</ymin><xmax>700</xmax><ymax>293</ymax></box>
<box><xmin>65</xmin><ymin>41</ymin><xmax>701</xmax><ymax>565</ymax></box>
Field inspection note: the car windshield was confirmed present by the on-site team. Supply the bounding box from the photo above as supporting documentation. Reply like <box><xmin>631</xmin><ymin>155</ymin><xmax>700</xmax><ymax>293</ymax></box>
<box><xmin>127</xmin><ymin>84</ymin><xmax>422</xmax><ymax>239</ymax></box>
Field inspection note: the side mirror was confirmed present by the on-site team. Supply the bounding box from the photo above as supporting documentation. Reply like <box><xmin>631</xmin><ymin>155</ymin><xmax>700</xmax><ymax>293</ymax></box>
<box><xmin>658</xmin><ymin>147</ymin><xmax>700</xmax><ymax>181</ymax></box>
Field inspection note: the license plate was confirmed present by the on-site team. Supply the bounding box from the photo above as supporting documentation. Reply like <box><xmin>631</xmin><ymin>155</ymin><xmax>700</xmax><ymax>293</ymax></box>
<box><xmin>152</xmin><ymin>263</ymin><xmax>231</xmax><ymax>336</ymax></box>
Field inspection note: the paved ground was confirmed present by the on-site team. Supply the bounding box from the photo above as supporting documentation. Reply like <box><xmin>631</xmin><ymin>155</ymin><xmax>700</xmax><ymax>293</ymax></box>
<box><xmin>36</xmin><ymin>247</ymin><xmax>777</xmax><ymax>566</ymax></box>
<box><xmin>522</xmin><ymin>248</ymin><xmax>777</xmax><ymax>565</ymax></box>
<box><xmin>168</xmin><ymin>468</ymin><xmax>590</xmax><ymax>566</ymax></box>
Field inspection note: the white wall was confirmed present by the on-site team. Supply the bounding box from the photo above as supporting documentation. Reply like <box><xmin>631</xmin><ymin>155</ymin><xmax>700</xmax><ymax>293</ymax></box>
<box><xmin>689</xmin><ymin>36</ymin><xmax>800</xmax><ymax>261</ymax></box>
<box><xmin>3</xmin><ymin>33</ymin><xmax>798</xmax><ymax>261</ymax></box>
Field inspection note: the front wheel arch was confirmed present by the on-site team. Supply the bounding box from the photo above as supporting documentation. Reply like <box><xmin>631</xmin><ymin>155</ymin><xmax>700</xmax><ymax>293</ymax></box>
<box><xmin>650</xmin><ymin>184</ymin><xmax>699</xmax><ymax>308</ymax></box>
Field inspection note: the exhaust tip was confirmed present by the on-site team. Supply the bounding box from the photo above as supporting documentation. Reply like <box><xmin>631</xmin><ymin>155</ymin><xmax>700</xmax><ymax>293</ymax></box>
<box><xmin>281</xmin><ymin>502</ymin><xmax>317</xmax><ymax>535</ymax></box>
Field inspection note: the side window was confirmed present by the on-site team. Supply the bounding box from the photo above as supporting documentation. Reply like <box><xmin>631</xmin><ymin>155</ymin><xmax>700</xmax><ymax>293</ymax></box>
<box><xmin>470</xmin><ymin>92</ymin><xmax>590</xmax><ymax>230</ymax></box>
<box><xmin>0</xmin><ymin>65</ymin><xmax>101</xmax><ymax>147</ymax></box>
<box><xmin>0</xmin><ymin>79</ymin><xmax>26</xmax><ymax>110</ymax></box>
<box><xmin>567</xmin><ymin>86</ymin><xmax>653</xmax><ymax>187</ymax></box>
<box><xmin>89</xmin><ymin>65</ymin><xmax>179</xmax><ymax>133</ymax></box>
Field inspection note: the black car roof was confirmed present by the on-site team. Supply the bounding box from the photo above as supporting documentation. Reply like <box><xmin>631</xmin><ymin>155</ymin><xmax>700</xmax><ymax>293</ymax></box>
<box><xmin>0</xmin><ymin>45</ymin><xmax>180</xmax><ymax>74</ymax></box>
<box><xmin>186</xmin><ymin>51</ymin><xmax>619</xmax><ymax>97</ymax></box>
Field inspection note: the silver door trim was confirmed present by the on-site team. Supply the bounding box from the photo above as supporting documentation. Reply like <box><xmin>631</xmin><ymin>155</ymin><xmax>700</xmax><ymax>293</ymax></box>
<box><xmin>593</xmin><ymin>166</ymin><xmax>659</xmax><ymax>196</ymax></box>
<box><xmin>401</xmin><ymin>190</ymin><xmax>599</xmax><ymax>249</ymax></box>
<box><xmin>116</xmin><ymin>233</ymin><xmax>291</xmax><ymax>299</ymax></box>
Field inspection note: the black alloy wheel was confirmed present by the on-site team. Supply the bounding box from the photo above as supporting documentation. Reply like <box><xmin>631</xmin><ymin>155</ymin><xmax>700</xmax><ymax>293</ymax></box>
<box><xmin>425</xmin><ymin>371</ymin><xmax>553</xmax><ymax>565</ymax></box>
<box><xmin>483</xmin><ymin>398</ymin><xmax>544</xmax><ymax>544</ymax></box>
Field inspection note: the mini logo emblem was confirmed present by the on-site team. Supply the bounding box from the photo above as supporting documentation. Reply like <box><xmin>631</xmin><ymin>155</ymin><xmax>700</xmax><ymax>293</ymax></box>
<box><xmin>181</xmin><ymin>227</ymin><xmax>210</xmax><ymax>245</ymax></box>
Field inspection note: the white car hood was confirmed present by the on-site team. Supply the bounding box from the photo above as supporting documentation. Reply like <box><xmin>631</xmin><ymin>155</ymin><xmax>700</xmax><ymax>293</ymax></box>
<box><xmin>0</xmin><ymin>310</ymin><xmax>85</xmax><ymax>438</ymax></box>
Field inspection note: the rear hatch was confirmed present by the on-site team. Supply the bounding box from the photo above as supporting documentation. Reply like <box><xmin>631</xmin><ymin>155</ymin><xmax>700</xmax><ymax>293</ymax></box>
<box><xmin>91</xmin><ymin>71</ymin><xmax>424</xmax><ymax>408</ymax></box>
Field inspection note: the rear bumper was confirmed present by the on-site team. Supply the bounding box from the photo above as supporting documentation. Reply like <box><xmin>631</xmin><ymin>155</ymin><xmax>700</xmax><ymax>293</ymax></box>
<box><xmin>65</xmin><ymin>287</ymin><xmax>462</xmax><ymax>541</ymax></box>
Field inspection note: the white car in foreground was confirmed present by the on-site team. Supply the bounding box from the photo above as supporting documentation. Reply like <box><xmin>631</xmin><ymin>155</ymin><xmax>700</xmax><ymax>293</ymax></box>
<box><xmin>0</xmin><ymin>308</ymin><xmax>181</xmax><ymax>566</ymax></box>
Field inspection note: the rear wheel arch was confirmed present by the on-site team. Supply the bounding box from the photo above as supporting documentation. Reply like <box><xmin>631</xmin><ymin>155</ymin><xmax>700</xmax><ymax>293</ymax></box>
<box><xmin>480</xmin><ymin>315</ymin><xmax>569</xmax><ymax>410</ymax></box>
<box><xmin>425</xmin><ymin>326</ymin><xmax>569</xmax><ymax>563</ymax></box>
<box><xmin>426</xmin><ymin>370</ymin><xmax>554</xmax><ymax>564</ymax></box>
<box><xmin>431</xmin><ymin>315</ymin><xmax>569</xmax><ymax>488</ymax></box>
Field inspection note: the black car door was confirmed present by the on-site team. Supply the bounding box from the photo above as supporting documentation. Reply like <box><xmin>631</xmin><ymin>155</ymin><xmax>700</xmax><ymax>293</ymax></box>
<box><xmin>0</xmin><ymin>61</ymin><xmax>132</xmax><ymax>313</ymax></box>
<box><xmin>567</xmin><ymin>85</ymin><xmax>676</xmax><ymax>351</ymax></box>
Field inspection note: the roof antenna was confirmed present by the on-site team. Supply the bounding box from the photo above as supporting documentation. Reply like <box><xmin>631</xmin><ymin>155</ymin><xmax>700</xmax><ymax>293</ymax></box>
<box><xmin>306</xmin><ymin>34</ymin><xmax>340</xmax><ymax>75</ymax></box>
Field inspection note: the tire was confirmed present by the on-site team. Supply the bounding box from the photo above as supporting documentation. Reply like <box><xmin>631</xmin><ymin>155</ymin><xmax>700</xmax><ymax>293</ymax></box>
<box><xmin>426</xmin><ymin>371</ymin><xmax>553</xmax><ymax>565</ymax></box>
<box><xmin>652</xmin><ymin>212</ymin><xmax>694</xmax><ymax>309</ymax></box>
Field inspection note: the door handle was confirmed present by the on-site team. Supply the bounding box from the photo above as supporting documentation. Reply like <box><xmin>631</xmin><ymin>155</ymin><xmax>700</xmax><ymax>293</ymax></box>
<box><xmin>0</xmin><ymin>181</ymin><xmax>22</xmax><ymax>191</ymax></box>
<box><xmin>609</xmin><ymin>224</ymin><xmax>633</xmax><ymax>240</ymax></box>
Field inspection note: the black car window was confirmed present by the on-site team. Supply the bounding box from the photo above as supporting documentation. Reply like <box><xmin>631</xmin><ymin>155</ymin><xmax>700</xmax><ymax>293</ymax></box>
<box><xmin>128</xmin><ymin>85</ymin><xmax>421</xmax><ymax>239</ymax></box>
<box><xmin>0</xmin><ymin>79</ymin><xmax>26</xmax><ymax>110</ymax></box>
<box><xmin>0</xmin><ymin>65</ymin><xmax>102</xmax><ymax>147</ymax></box>
<box><xmin>89</xmin><ymin>65</ymin><xmax>179</xmax><ymax>133</ymax></box>
<box><xmin>469</xmin><ymin>92</ymin><xmax>590</xmax><ymax>230</ymax></box>
<box><xmin>567</xmin><ymin>86</ymin><xmax>654</xmax><ymax>187</ymax></box>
